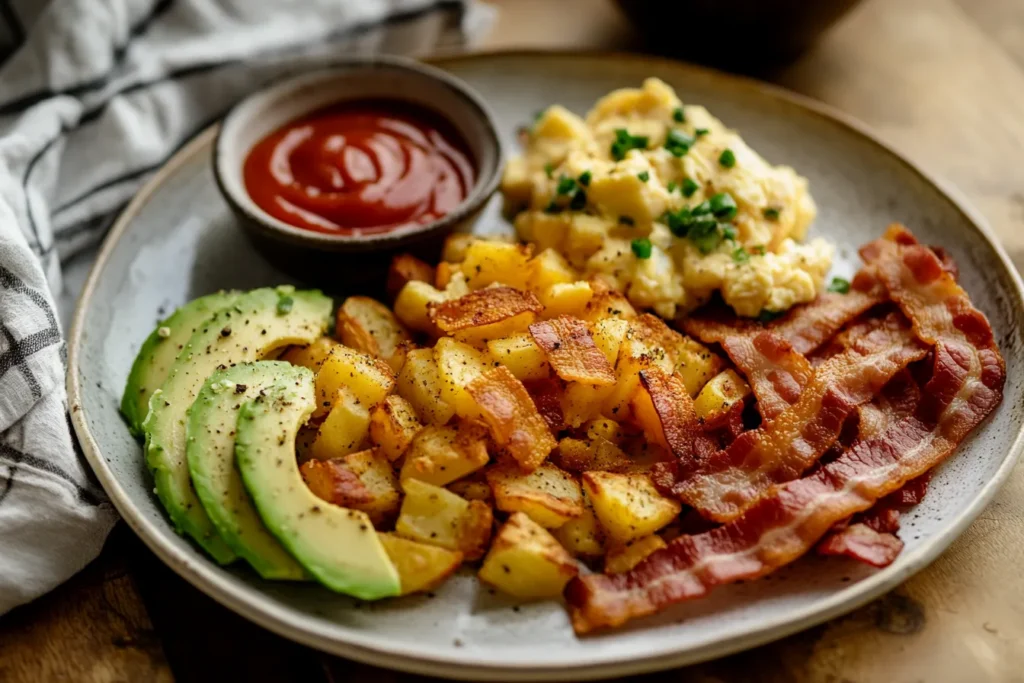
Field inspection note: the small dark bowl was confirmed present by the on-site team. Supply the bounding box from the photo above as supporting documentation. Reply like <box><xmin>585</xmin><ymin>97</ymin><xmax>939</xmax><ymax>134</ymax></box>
<box><xmin>615</xmin><ymin>0</ymin><xmax>863</xmax><ymax>71</ymax></box>
<box><xmin>214</xmin><ymin>56</ymin><xmax>502</xmax><ymax>292</ymax></box>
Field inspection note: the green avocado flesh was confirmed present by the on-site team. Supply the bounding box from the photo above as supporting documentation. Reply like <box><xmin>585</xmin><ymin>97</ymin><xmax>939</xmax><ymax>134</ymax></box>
<box><xmin>236</xmin><ymin>375</ymin><xmax>401</xmax><ymax>600</ymax></box>
<box><xmin>143</xmin><ymin>287</ymin><xmax>332</xmax><ymax>564</ymax></box>
<box><xmin>187</xmin><ymin>362</ymin><xmax>309</xmax><ymax>580</ymax></box>
<box><xmin>121</xmin><ymin>291</ymin><xmax>240</xmax><ymax>436</ymax></box>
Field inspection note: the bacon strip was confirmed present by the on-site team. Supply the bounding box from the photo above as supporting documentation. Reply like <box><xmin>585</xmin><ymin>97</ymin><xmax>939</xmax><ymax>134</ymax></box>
<box><xmin>529</xmin><ymin>316</ymin><xmax>616</xmax><ymax>385</ymax></box>
<box><xmin>669</xmin><ymin>312</ymin><xmax>928</xmax><ymax>522</ymax></box>
<box><xmin>565</xmin><ymin>227</ymin><xmax>1004</xmax><ymax>634</ymax></box>
<box><xmin>428</xmin><ymin>286</ymin><xmax>542</xmax><ymax>333</ymax></box>
<box><xmin>817</xmin><ymin>523</ymin><xmax>904</xmax><ymax>567</ymax></box>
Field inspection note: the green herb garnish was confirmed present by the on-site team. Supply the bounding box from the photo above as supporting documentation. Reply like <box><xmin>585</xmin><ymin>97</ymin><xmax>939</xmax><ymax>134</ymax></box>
<box><xmin>664</xmin><ymin>129</ymin><xmax>695</xmax><ymax>157</ymax></box>
<box><xmin>544</xmin><ymin>163</ymin><xmax>554</xmax><ymax>179</ymax></box>
<box><xmin>732</xmin><ymin>247</ymin><xmax>750</xmax><ymax>263</ymax></box>
<box><xmin>544</xmin><ymin>201</ymin><xmax>560</xmax><ymax>214</ymax></box>
<box><xmin>631</xmin><ymin>238</ymin><xmax>653</xmax><ymax>259</ymax></box>
<box><xmin>709</xmin><ymin>192</ymin><xmax>738</xmax><ymax>220</ymax></box>
<box><xmin>763</xmin><ymin>207</ymin><xmax>780</xmax><ymax>221</ymax></box>
<box><xmin>578</xmin><ymin>170</ymin><xmax>592</xmax><ymax>187</ymax></box>
<box><xmin>722</xmin><ymin>225</ymin><xmax>737</xmax><ymax>241</ymax></box>
<box><xmin>556</xmin><ymin>175</ymin><xmax>576</xmax><ymax>195</ymax></box>
<box><xmin>666</xmin><ymin>181</ymin><xmax>678</xmax><ymax>193</ymax></box>
<box><xmin>569</xmin><ymin>189</ymin><xmax>587</xmax><ymax>211</ymax></box>
<box><xmin>690</xmin><ymin>200</ymin><xmax>712</xmax><ymax>216</ymax></box>
<box><xmin>695</xmin><ymin>128</ymin><xmax>709</xmax><ymax>137</ymax></box>
<box><xmin>719</xmin><ymin>149</ymin><xmax>737</xmax><ymax>168</ymax></box>
<box><xmin>662</xmin><ymin>208</ymin><xmax>692</xmax><ymax>238</ymax></box>
<box><xmin>276</xmin><ymin>296</ymin><xmax>294</xmax><ymax>315</ymax></box>
<box><xmin>828</xmin><ymin>277</ymin><xmax>851</xmax><ymax>294</ymax></box>
<box><xmin>611</xmin><ymin>129</ymin><xmax>649</xmax><ymax>161</ymax></box>
<box><xmin>637</xmin><ymin>171</ymin><xmax>650</xmax><ymax>183</ymax></box>
<box><xmin>689</xmin><ymin>218</ymin><xmax>722</xmax><ymax>254</ymax></box>
<box><xmin>682</xmin><ymin>177</ymin><xmax>699</xmax><ymax>197</ymax></box>
<box><xmin>673</xmin><ymin>107</ymin><xmax>685</xmax><ymax>123</ymax></box>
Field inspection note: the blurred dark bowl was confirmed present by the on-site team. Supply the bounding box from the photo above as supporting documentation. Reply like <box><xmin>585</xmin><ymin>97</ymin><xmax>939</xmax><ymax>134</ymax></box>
<box><xmin>615</xmin><ymin>0</ymin><xmax>863</xmax><ymax>71</ymax></box>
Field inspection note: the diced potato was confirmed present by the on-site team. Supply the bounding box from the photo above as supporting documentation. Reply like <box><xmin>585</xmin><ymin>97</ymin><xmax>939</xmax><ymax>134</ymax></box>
<box><xmin>310</xmin><ymin>386</ymin><xmax>372</xmax><ymax>460</ymax></box>
<box><xmin>396</xmin><ymin>348</ymin><xmax>456</xmax><ymax>426</ymax></box>
<box><xmin>565</xmin><ymin>214</ymin><xmax>609</xmax><ymax>258</ymax></box>
<box><xmin>400</xmin><ymin>423</ymin><xmax>490</xmax><ymax>487</ymax></box>
<box><xmin>561</xmin><ymin>381</ymin><xmax>615</xmax><ymax>429</ymax></box>
<box><xmin>591</xmin><ymin>317</ymin><xmax>631</xmax><ymax>365</ymax></box>
<box><xmin>394</xmin><ymin>280</ymin><xmax>447</xmax><ymax>335</ymax></box>
<box><xmin>300</xmin><ymin>448</ymin><xmax>400</xmax><ymax>526</ymax></box>
<box><xmin>434</xmin><ymin>337</ymin><xmax>494</xmax><ymax>420</ymax></box>
<box><xmin>694</xmin><ymin>369</ymin><xmax>751</xmax><ymax>425</ymax></box>
<box><xmin>462</xmin><ymin>240</ymin><xmax>533</xmax><ymax>290</ymax></box>
<box><xmin>435</xmin><ymin>261</ymin><xmax>459</xmax><ymax>289</ymax></box>
<box><xmin>443</xmin><ymin>271</ymin><xmax>472</xmax><ymax>299</ymax></box>
<box><xmin>579</xmin><ymin>282</ymin><xmax>637</xmax><ymax>323</ymax></box>
<box><xmin>314</xmin><ymin>346</ymin><xmax>395</xmax><ymax>420</ymax></box>
<box><xmin>336</xmin><ymin>296</ymin><xmax>411</xmax><ymax>373</ymax></box>
<box><xmin>387</xmin><ymin>253</ymin><xmax>435</xmax><ymax>301</ymax></box>
<box><xmin>379</xmin><ymin>533</ymin><xmax>463</xmax><ymax>595</ymax></box>
<box><xmin>447</xmin><ymin>475</ymin><xmax>493</xmax><ymax>502</ymax></box>
<box><xmin>486</xmin><ymin>462</ymin><xmax>583</xmax><ymax>529</ymax></box>
<box><xmin>631</xmin><ymin>314</ymin><xmax>723</xmax><ymax>396</ymax></box>
<box><xmin>478</xmin><ymin>512</ymin><xmax>579</xmax><ymax>599</ymax></box>
<box><xmin>486</xmin><ymin>332</ymin><xmax>550</xmax><ymax>381</ymax></box>
<box><xmin>369</xmin><ymin>395</ymin><xmax>424</xmax><ymax>462</ymax></box>
<box><xmin>442</xmin><ymin>233</ymin><xmax>478</xmax><ymax>263</ymax></box>
<box><xmin>280</xmin><ymin>337</ymin><xmax>340</xmax><ymax>373</ymax></box>
<box><xmin>466</xmin><ymin>366</ymin><xmax>557</xmax><ymax>472</ymax></box>
<box><xmin>528</xmin><ymin>248</ymin><xmax>578</xmax><ymax>293</ymax></box>
<box><xmin>604</xmin><ymin>535</ymin><xmax>667</xmax><ymax>574</ymax></box>
<box><xmin>539</xmin><ymin>281</ymin><xmax>593</xmax><ymax>318</ymax></box>
<box><xmin>396</xmin><ymin>479</ymin><xmax>493</xmax><ymax>560</ymax></box>
<box><xmin>601</xmin><ymin>324</ymin><xmax>675</xmax><ymax>419</ymax></box>
<box><xmin>553</xmin><ymin>490</ymin><xmax>605</xmax><ymax>557</ymax></box>
<box><xmin>514</xmin><ymin>212</ymin><xmax>570</xmax><ymax>253</ymax></box>
<box><xmin>582</xmin><ymin>471</ymin><xmax>681</xmax><ymax>545</ymax></box>
<box><xmin>553</xmin><ymin>436</ymin><xmax>631</xmax><ymax>474</ymax></box>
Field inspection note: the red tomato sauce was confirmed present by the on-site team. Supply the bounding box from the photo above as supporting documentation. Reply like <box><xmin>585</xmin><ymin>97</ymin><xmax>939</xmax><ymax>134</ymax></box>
<box><xmin>243</xmin><ymin>100</ymin><xmax>475</xmax><ymax>235</ymax></box>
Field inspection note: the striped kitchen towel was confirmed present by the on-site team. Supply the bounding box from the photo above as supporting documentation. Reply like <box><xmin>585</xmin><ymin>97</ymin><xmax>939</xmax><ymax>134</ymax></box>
<box><xmin>0</xmin><ymin>0</ymin><xmax>491</xmax><ymax>615</ymax></box>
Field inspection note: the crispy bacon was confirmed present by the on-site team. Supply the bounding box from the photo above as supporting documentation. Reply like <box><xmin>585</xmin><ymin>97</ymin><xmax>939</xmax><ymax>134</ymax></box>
<box><xmin>529</xmin><ymin>316</ymin><xmax>616</xmax><ymax>385</ymax></box>
<box><xmin>669</xmin><ymin>312</ymin><xmax>929</xmax><ymax>522</ymax></box>
<box><xmin>817</xmin><ymin>523</ymin><xmax>904</xmax><ymax>567</ymax></box>
<box><xmin>523</xmin><ymin>377</ymin><xmax>565</xmax><ymax>434</ymax></box>
<box><xmin>632</xmin><ymin>368</ymin><xmax>705</xmax><ymax>460</ymax></box>
<box><xmin>428</xmin><ymin>286</ymin><xmax>543</xmax><ymax>333</ymax></box>
<box><xmin>566</xmin><ymin>227</ymin><xmax>1004</xmax><ymax>634</ymax></box>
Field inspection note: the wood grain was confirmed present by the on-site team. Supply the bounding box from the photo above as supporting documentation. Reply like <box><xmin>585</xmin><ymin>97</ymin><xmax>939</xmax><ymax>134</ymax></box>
<box><xmin>3</xmin><ymin>0</ymin><xmax>1023</xmax><ymax>681</ymax></box>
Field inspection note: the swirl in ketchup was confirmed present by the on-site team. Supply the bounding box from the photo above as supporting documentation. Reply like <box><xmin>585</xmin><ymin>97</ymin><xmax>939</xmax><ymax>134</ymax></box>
<box><xmin>243</xmin><ymin>100</ymin><xmax>475</xmax><ymax>235</ymax></box>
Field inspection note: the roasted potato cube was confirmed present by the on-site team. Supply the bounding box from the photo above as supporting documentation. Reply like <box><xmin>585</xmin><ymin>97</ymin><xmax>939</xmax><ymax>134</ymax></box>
<box><xmin>434</xmin><ymin>261</ymin><xmax>459</xmax><ymax>289</ymax></box>
<box><xmin>462</xmin><ymin>240</ymin><xmax>533</xmax><ymax>290</ymax></box>
<box><xmin>601</xmin><ymin>324</ymin><xmax>675</xmax><ymax>419</ymax></box>
<box><xmin>441</xmin><ymin>233</ymin><xmax>478</xmax><ymax>263</ymax></box>
<box><xmin>300</xmin><ymin>448</ymin><xmax>400</xmax><ymax>526</ymax></box>
<box><xmin>396</xmin><ymin>348</ymin><xmax>456</xmax><ymax>426</ymax></box>
<box><xmin>486</xmin><ymin>332</ymin><xmax>551</xmax><ymax>381</ymax></box>
<box><xmin>553</xmin><ymin>436</ymin><xmax>631</xmax><ymax>474</ymax></box>
<box><xmin>379</xmin><ymin>533</ymin><xmax>463</xmax><ymax>595</ymax></box>
<box><xmin>396</xmin><ymin>479</ymin><xmax>493</xmax><ymax>560</ymax></box>
<box><xmin>336</xmin><ymin>296</ymin><xmax>411</xmax><ymax>373</ymax></box>
<box><xmin>280</xmin><ymin>337</ymin><xmax>340</xmax><ymax>373</ymax></box>
<box><xmin>434</xmin><ymin>337</ymin><xmax>494</xmax><ymax>420</ymax></box>
<box><xmin>582</xmin><ymin>471</ymin><xmax>681</xmax><ymax>545</ymax></box>
<box><xmin>369</xmin><ymin>395</ymin><xmax>424</xmax><ymax>462</ymax></box>
<box><xmin>539</xmin><ymin>281</ymin><xmax>593</xmax><ymax>318</ymax></box>
<box><xmin>560</xmin><ymin>381</ymin><xmax>615</xmax><ymax>429</ymax></box>
<box><xmin>314</xmin><ymin>346</ymin><xmax>394</xmax><ymax>420</ymax></box>
<box><xmin>310</xmin><ymin>386</ymin><xmax>372</xmax><ymax>460</ymax></box>
<box><xmin>565</xmin><ymin>214</ymin><xmax>608</xmax><ymax>258</ymax></box>
<box><xmin>429</xmin><ymin>287</ymin><xmax>542</xmax><ymax>346</ymax></box>
<box><xmin>591</xmin><ymin>317</ymin><xmax>631</xmax><ymax>364</ymax></box>
<box><xmin>478</xmin><ymin>512</ymin><xmax>579</xmax><ymax>599</ymax></box>
<box><xmin>514</xmin><ymin>211</ymin><xmax>569</xmax><ymax>253</ymax></box>
<box><xmin>399</xmin><ymin>422</ymin><xmax>490</xmax><ymax>487</ymax></box>
<box><xmin>694</xmin><ymin>369</ymin><xmax>751</xmax><ymax>425</ymax></box>
<box><xmin>528</xmin><ymin>248</ymin><xmax>578</xmax><ymax>293</ymax></box>
<box><xmin>604</xmin><ymin>535</ymin><xmax>667</xmax><ymax>574</ymax></box>
<box><xmin>553</xmin><ymin>491</ymin><xmax>605</xmax><ymax>557</ymax></box>
<box><xmin>466</xmin><ymin>365</ymin><xmax>557</xmax><ymax>472</ymax></box>
<box><xmin>394</xmin><ymin>280</ymin><xmax>447</xmax><ymax>335</ymax></box>
<box><xmin>673</xmin><ymin>335</ymin><xmax>726</xmax><ymax>397</ymax></box>
<box><xmin>447</xmin><ymin>475</ymin><xmax>493</xmax><ymax>502</ymax></box>
<box><xmin>486</xmin><ymin>462</ymin><xmax>583</xmax><ymax>528</ymax></box>
<box><xmin>387</xmin><ymin>254</ymin><xmax>435</xmax><ymax>301</ymax></box>
<box><xmin>579</xmin><ymin>281</ymin><xmax>637</xmax><ymax>323</ymax></box>
<box><xmin>585</xmin><ymin>418</ymin><xmax>625</xmax><ymax>444</ymax></box>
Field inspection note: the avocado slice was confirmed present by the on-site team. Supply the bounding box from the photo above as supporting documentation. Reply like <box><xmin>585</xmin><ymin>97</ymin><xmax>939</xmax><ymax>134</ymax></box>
<box><xmin>122</xmin><ymin>291</ymin><xmax>240</xmax><ymax>436</ymax></box>
<box><xmin>187</xmin><ymin>361</ymin><xmax>309</xmax><ymax>580</ymax></box>
<box><xmin>143</xmin><ymin>287</ymin><xmax>331</xmax><ymax>564</ymax></box>
<box><xmin>236</xmin><ymin>374</ymin><xmax>401</xmax><ymax>600</ymax></box>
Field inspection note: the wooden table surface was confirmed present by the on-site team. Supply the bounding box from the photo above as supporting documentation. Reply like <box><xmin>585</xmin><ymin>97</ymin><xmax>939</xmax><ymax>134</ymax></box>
<box><xmin>3</xmin><ymin>0</ymin><xmax>1023</xmax><ymax>681</ymax></box>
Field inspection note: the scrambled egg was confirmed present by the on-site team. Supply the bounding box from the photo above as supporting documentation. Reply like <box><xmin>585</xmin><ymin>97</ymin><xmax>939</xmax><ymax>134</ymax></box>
<box><xmin>501</xmin><ymin>78</ymin><xmax>833</xmax><ymax>319</ymax></box>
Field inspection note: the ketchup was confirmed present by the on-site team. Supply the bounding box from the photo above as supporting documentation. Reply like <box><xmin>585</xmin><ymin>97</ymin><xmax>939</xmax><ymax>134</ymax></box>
<box><xmin>243</xmin><ymin>100</ymin><xmax>475</xmax><ymax>235</ymax></box>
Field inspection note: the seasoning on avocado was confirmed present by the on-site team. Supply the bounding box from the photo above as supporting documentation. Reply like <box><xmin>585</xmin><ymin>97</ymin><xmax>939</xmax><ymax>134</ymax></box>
<box><xmin>682</xmin><ymin>177</ymin><xmax>699</xmax><ymax>197</ymax></box>
<box><xmin>763</xmin><ymin>207</ymin><xmax>781</xmax><ymax>221</ymax></box>
<box><xmin>631</xmin><ymin>238</ymin><xmax>653</xmax><ymax>259</ymax></box>
<box><xmin>719</xmin><ymin>148</ymin><xmax>737</xmax><ymax>168</ymax></box>
<box><xmin>828</xmin><ymin>277</ymin><xmax>852</xmax><ymax>294</ymax></box>
<box><xmin>637</xmin><ymin>171</ymin><xmax>650</xmax><ymax>183</ymax></box>
<box><xmin>611</xmin><ymin>129</ymin><xmax>649</xmax><ymax>161</ymax></box>
<box><xmin>709</xmin><ymin>192</ymin><xmax>738</xmax><ymax>220</ymax></box>
<box><xmin>672</xmin><ymin>107</ymin><xmax>685</xmax><ymax>123</ymax></box>
<box><xmin>578</xmin><ymin>170</ymin><xmax>592</xmax><ymax>187</ymax></box>
<box><xmin>664</xmin><ymin>129</ymin><xmax>695</xmax><ymax>157</ymax></box>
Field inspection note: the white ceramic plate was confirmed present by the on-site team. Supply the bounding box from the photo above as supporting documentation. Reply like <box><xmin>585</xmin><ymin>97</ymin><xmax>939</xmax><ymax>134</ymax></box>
<box><xmin>67</xmin><ymin>52</ymin><xmax>1024</xmax><ymax>681</ymax></box>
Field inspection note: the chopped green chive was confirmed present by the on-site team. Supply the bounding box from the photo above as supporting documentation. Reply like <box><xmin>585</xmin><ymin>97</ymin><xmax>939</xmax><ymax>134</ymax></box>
<box><xmin>664</xmin><ymin>129</ymin><xmax>695</xmax><ymax>157</ymax></box>
<box><xmin>758</xmin><ymin>309</ymin><xmax>784</xmax><ymax>323</ymax></box>
<box><xmin>611</xmin><ymin>129</ymin><xmax>649</xmax><ymax>161</ymax></box>
<box><xmin>722</xmin><ymin>225</ymin><xmax>737</xmax><ymax>241</ymax></box>
<box><xmin>666</xmin><ymin>181</ymin><xmax>678</xmax><ymax>193</ymax></box>
<box><xmin>695</xmin><ymin>128</ymin><xmax>710</xmax><ymax>137</ymax></box>
<box><xmin>544</xmin><ymin>201</ymin><xmax>560</xmax><ymax>214</ymax></box>
<box><xmin>276</xmin><ymin>296</ymin><xmax>294</xmax><ymax>315</ymax></box>
<box><xmin>689</xmin><ymin>218</ymin><xmax>722</xmax><ymax>254</ymax></box>
<box><xmin>619</xmin><ymin>215</ymin><xmax>635</xmax><ymax>226</ymax></box>
<box><xmin>544</xmin><ymin>163</ymin><xmax>554</xmax><ymax>179</ymax></box>
<box><xmin>637</xmin><ymin>171</ymin><xmax>650</xmax><ymax>183</ymax></box>
<box><xmin>673</xmin><ymin>107</ymin><xmax>685</xmax><ymax>123</ymax></box>
<box><xmin>690</xmin><ymin>200</ymin><xmax>712</xmax><ymax>216</ymax></box>
<box><xmin>719</xmin><ymin>149</ymin><xmax>737</xmax><ymax>168</ymax></box>
<box><xmin>556</xmin><ymin>175</ymin><xmax>576</xmax><ymax>195</ymax></box>
<box><xmin>732</xmin><ymin>247</ymin><xmax>750</xmax><ymax>263</ymax></box>
<box><xmin>709</xmin><ymin>192</ymin><xmax>738</xmax><ymax>220</ymax></box>
<box><xmin>682</xmin><ymin>178</ymin><xmax>699</xmax><ymax>197</ymax></box>
<box><xmin>534</xmin><ymin>108</ymin><xmax>546</xmax><ymax>123</ymax></box>
<box><xmin>751</xmin><ymin>245</ymin><xmax>766</xmax><ymax>255</ymax></box>
<box><xmin>631</xmin><ymin>238</ymin><xmax>653</xmax><ymax>259</ymax></box>
<box><xmin>569</xmin><ymin>189</ymin><xmax>587</xmax><ymax>211</ymax></box>
<box><xmin>828</xmin><ymin>277</ymin><xmax>852</xmax><ymax>294</ymax></box>
<box><xmin>578</xmin><ymin>170</ymin><xmax>592</xmax><ymax>187</ymax></box>
<box><xmin>662</xmin><ymin>208</ymin><xmax>691</xmax><ymax>238</ymax></box>
<box><xmin>763</xmin><ymin>207</ymin><xmax>780</xmax><ymax>221</ymax></box>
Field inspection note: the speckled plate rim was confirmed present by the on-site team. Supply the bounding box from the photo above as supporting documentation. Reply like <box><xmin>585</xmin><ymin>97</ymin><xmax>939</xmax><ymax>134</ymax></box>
<box><xmin>67</xmin><ymin>50</ymin><xmax>1024</xmax><ymax>681</ymax></box>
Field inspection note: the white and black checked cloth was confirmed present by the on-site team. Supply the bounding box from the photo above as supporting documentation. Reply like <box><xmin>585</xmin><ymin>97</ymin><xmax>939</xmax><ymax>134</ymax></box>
<box><xmin>0</xmin><ymin>0</ymin><xmax>491</xmax><ymax>616</ymax></box>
